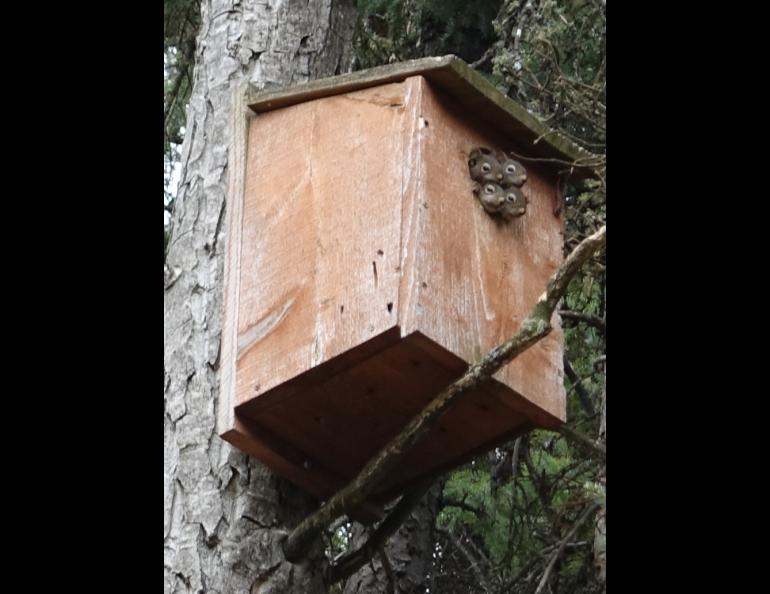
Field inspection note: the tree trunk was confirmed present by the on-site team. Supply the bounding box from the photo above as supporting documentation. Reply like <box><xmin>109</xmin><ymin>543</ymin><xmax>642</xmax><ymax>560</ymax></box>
<box><xmin>164</xmin><ymin>1</ymin><xmax>356</xmax><ymax>592</ymax></box>
<box><xmin>342</xmin><ymin>485</ymin><xmax>441</xmax><ymax>594</ymax></box>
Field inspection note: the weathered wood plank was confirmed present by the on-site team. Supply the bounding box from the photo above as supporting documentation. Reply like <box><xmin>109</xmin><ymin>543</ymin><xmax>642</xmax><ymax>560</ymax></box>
<box><xmin>234</xmin><ymin>81</ymin><xmax>410</xmax><ymax>408</ymax></box>
<box><xmin>218</xmin><ymin>82</ymin><xmax>251</xmax><ymax>437</ymax></box>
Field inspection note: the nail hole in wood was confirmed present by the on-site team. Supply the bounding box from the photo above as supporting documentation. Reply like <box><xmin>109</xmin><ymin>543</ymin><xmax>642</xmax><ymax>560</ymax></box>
<box><xmin>386</xmin><ymin>302</ymin><xmax>393</xmax><ymax>313</ymax></box>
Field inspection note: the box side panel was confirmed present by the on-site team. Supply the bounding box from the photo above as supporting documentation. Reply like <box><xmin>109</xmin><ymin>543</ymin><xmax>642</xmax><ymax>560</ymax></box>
<box><xmin>401</xmin><ymin>79</ymin><xmax>566</xmax><ymax>422</ymax></box>
<box><xmin>235</xmin><ymin>82</ymin><xmax>409</xmax><ymax>406</ymax></box>
<box><xmin>219</xmin><ymin>84</ymin><xmax>251</xmax><ymax>436</ymax></box>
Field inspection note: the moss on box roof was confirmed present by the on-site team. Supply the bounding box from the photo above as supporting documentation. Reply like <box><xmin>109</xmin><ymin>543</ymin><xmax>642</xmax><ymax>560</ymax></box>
<box><xmin>247</xmin><ymin>55</ymin><xmax>599</xmax><ymax>178</ymax></box>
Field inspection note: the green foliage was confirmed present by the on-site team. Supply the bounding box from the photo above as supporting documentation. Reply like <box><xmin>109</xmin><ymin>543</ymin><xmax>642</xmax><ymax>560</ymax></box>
<box><xmin>164</xmin><ymin>0</ymin><xmax>201</xmax><ymax>225</ymax></box>
<box><xmin>487</xmin><ymin>0</ymin><xmax>606</xmax><ymax>150</ymax></box>
<box><xmin>434</xmin><ymin>428</ymin><xmax>602</xmax><ymax>591</ymax></box>
<box><xmin>354</xmin><ymin>0</ymin><xmax>503</xmax><ymax>68</ymax></box>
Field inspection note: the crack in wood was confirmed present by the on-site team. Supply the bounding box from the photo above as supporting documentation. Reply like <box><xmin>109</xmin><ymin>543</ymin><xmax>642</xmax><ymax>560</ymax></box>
<box><xmin>237</xmin><ymin>293</ymin><xmax>297</xmax><ymax>361</ymax></box>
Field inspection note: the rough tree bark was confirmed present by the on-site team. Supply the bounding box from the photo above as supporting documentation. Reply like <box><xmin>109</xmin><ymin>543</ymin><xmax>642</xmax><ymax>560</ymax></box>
<box><xmin>164</xmin><ymin>1</ymin><xmax>358</xmax><ymax>592</ymax></box>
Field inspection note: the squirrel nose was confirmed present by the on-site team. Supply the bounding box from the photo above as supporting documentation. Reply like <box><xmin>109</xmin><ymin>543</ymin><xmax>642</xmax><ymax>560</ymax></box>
<box><xmin>497</xmin><ymin>173</ymin><xmax>503</xmax><ymax>181</ymax></box>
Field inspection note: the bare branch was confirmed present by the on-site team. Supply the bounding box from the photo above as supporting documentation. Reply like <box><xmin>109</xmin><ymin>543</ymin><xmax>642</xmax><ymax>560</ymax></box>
<box><xmin>441</xmin><ymin>496</ymin><xmax>484</xmax><ymax>516</ymax></box>
<box><xmin>282</xmin><ymin>226</ymin><xmax>606</xmax><ymax>563</ymax></box>
<box><xmin>563</xmin><ymin>356</ymin><xmax>596</xmax><ymax>416</ymax></box>
<box><xmin>535</xmin><ymin>502</ymin><xmax>601</xmax><ymax>594</ymax></box>
<box><xmin>379</xmin><ymin>546</ymin><xmax>396</xmax><ymax>594</ymax></box>
<box><xmin>554</xmin><ymin>424</ymin><xmax>606</xmax><ymax>461</ymax></box>
<box><xmin>437</xmin><ymin>528</ymin><xmax>494</xmax><ymax>594</ymax></box>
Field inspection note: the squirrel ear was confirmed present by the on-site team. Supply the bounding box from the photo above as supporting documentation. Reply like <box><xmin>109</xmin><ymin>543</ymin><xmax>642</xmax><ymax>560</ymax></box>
<box><xmin>468</xmin><ymin>158</ymin><xmax>476</xmax><ymax>167</ymax></box>
<box><xmin>469</xmin><ymin>148</ymin><xmax>482</xmax><ymax>159</ymax></box>
<box><xmin>472</xmin><ymin>181</ymin><xmax>481</xmax><ymax>195</ymax></box>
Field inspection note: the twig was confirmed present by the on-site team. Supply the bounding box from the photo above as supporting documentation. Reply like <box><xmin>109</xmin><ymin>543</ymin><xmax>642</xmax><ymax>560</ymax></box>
<box><xmin>534</xmin><ymin>502</ymin><xmax>601</xmax><ymax>594</ymax></box>
<box><xmin>505</xmin><ymin>147</ymin><xmax>605</xmax><ymax>170</ymax></box>
<box><xmin>555</xmin><ymin>424</ymin><xmax>606</xmax><ymax>461</ymax></box>
<box><xmin>440</xmin><ymin>496</ymin><xmax>483</xmax><ymax>516</ymax></box>
<box><xmin>559</xmin><ymin>310</ymin><xmax>605</xmax><ymax>333</ymax></box>
<box><xmin>378</xmin><ymin>546</ymin><xmax>396</xmax><ymax>594</ymax></box>
<box><xmin>328</xmin><ymin>483</ymin><xmax>432</xmax><ymax>584</ymax></box>
<box><xmin>563</xmin><ymin>356</ymin><xmax>595</xmax><ymax>416</ymax></box>
<box><xmin>438</xmin><ymin>528</ymin><xmax>493</xmax><ymax>594</ymax></box>
<box><xmin>503</xmin><ymin>436</ymin><xmax>524</xmax><ymax>565</ymax></box>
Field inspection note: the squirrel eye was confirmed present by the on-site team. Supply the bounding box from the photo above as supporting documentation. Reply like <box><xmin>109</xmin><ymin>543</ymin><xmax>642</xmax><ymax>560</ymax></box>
<box><xmin>507</xmin><ymin>194</ymin><xmax>515</xmax><ymax>202</ymax></box>
<box><xmin>484</xmin><ymin>185</ymin><xmax>495</xmax><ymax>193</ymax></box>
<box><xmin>506</xmin><ymin>165</ymin><xmax>515</xmax><ymax>173</ymax></box>
<box><xmin>481</xmin><ymin>163</ymin><xmax>491</xmax><ymax>173</ymax></box>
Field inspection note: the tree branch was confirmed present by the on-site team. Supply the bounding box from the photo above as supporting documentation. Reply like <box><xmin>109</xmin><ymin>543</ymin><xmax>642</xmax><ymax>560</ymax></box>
<box><xmin>328</xmin><ymin>482</ymin><xmax>432</xmax><ymax>584</ymax></box>
<box><xmin>559</xmin><ymin>310</ymin><xmax>605</xmax><ymax>333</ymax></box>
<box><xmin>563</xmin><ymin>356</ymin><xmax>595</xmax><ymax>415</ymax></box>
<box><xmin>554</xmin><ymin>424</ymin><xmax>606</xmax><ymax>461</ymax></box>
<box><xmin>378</xmin><ymin>546</ymin><xmax>396</xmax><ymax>594</ymax></box>
<box><xmin>282</xmin><ymin>226</ymin><xmax>606</xmax><ymax>563</ymax></box>
<box><xmin>440</xmin><ymin>496</ymin><xmax>483</xmax><ymax>516</ymax></box>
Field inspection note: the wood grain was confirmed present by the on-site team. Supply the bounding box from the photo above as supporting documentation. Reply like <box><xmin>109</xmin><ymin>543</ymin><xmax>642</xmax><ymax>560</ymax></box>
<box><xmin>235</xmin><ymin>80</ymin><xmax>411</xmax><ymax>408</ymax></box>
<box><xmin>218</xmin><ymin>82</ymin><xmax>251</xmax><ymax>437</ymax></box>
<box><xmin>220</xmin><ymin>74</ymin><xmax>567</xmax><ymax>513</ymax></box>
<box><xmin>400</xmin><ymin>79</ymin><xmax>566</xmax><ymax>422</ymax></box>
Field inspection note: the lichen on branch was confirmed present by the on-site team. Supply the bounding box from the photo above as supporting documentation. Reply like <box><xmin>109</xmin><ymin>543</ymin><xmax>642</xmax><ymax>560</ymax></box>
<box><xmin>283</xmin><ymin>225</ymin><xmax>606</xmax><ymax>564</ymax></box>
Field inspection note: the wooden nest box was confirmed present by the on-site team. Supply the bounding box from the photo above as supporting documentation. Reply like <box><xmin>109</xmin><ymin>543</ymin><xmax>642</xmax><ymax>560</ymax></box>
<box><xmin>219</xmin><ymin>56</ymin><xmax>591</xmax><ymax>518</ymax></box>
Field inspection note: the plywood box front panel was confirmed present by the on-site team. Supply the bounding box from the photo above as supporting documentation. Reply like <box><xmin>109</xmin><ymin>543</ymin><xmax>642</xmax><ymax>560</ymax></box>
<box><xmin>235</xmin><ymin>81</ymin><xmax>415</xmax><ymax>409</ymax></box>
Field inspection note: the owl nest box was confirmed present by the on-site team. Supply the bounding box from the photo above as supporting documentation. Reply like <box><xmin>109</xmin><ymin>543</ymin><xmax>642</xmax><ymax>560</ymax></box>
<box><xmin>219</xmin><ymin>56</ymin><xmax>591</xmax><ymax>517</ymax></box>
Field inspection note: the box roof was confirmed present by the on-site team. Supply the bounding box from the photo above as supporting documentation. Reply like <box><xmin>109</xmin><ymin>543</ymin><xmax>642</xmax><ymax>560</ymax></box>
<box><xmin>247</xmin><ymin>55</ymin><xmax>599</xmax><ymax>179</ymax></box>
